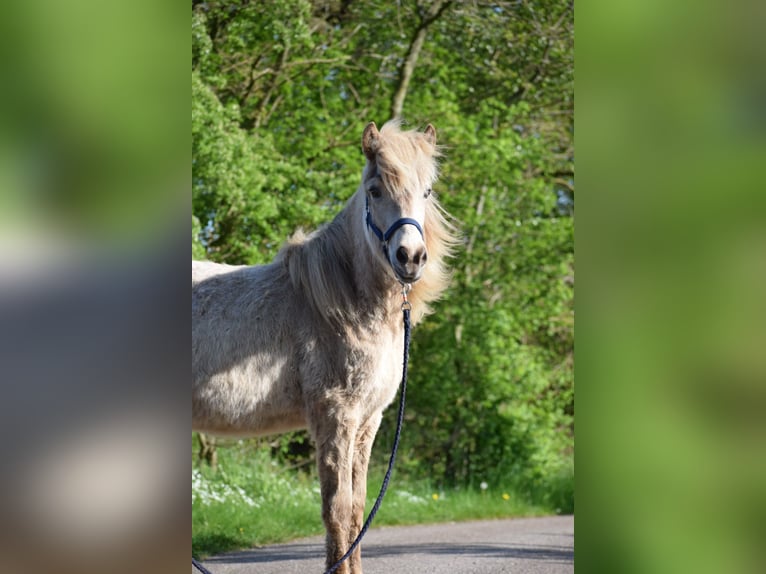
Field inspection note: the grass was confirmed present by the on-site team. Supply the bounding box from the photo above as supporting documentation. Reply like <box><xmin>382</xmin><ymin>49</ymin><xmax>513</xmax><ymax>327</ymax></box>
<box><xmin>192</xmin><ymin>461</ymin><xmax>324</xmax><ymax>557</ymax></box>
<box><xmin>192</xmin><ymin>445</ymin><xmax>568</xmax><ymax>559</ymax></box>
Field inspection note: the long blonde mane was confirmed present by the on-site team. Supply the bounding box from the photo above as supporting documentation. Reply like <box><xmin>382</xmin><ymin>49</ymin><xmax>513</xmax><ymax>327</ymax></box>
<box><xmin>409</xmin><ymin>194</ymin><xmax>458</xmax><ymax>323</ymax></box>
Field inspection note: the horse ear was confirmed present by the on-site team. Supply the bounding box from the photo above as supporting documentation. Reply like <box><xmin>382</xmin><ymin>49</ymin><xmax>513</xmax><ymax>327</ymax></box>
<box><xmin>423</xmin><ymin>123</ymin><xmax>437</xmax><ymax>146</ymax></box>
<box><xmin>362</xmin><ymin>122</ymin><xmax>380</xmax><ymax>160</ymax></box>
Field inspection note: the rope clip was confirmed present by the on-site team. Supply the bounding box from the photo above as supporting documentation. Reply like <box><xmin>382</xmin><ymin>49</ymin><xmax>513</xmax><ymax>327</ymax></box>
<box><xmin>400</xmin><ymin>282</ymin><xmax>412</xmax><ymax>311</ymax></box>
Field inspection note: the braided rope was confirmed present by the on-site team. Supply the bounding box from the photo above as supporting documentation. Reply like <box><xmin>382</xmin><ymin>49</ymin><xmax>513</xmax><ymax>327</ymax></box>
<box><xmin>192</xmin><ymin>557</ymin><xmax>213</xmax><ymax>574</ymax></box>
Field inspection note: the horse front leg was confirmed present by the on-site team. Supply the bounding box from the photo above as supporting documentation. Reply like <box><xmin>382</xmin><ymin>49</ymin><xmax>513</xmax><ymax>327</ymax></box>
<box><xmin>347</xmin><ymin>411</ymin><xmax>383</xmax><ymax>573</ymax></box>
<box><xmin>313</xmin><ymin>406</ymin><xmax>359</xmax><ymax>574</ymax></box>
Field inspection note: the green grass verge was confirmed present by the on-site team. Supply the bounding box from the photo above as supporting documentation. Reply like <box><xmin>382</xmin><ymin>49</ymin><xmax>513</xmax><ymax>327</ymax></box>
<box><xmin>192</xmin><ymin>452</ymin><xmax>570</xmax><ymax>559</ymax></box>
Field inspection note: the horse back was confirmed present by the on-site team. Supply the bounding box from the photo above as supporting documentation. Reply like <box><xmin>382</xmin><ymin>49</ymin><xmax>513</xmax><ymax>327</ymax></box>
<box><xmin>192</xmin><ymin>260</ymin><xmax>306</xmax><ymax>435</ymax></box>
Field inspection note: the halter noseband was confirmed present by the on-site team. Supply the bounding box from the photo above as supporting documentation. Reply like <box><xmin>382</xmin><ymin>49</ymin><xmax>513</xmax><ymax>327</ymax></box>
<box><xmin>365</xmin><ymin>196</ymin><xmax>424</xmax><ymax>264</ymax></box>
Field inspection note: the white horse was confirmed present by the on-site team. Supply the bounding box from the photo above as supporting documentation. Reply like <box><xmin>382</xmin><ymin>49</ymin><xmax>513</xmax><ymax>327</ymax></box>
<box><xmin>192</xmin><ymin>121</ymin><xmax>457</xmax><ymax>573</ymax></box>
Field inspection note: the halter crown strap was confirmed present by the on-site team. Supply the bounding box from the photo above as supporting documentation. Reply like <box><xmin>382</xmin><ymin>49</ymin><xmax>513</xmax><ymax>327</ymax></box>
<box><xmin>365</xmin><ymin>197</ymin><xmax>424</xmax><ymax>259</ymax></box>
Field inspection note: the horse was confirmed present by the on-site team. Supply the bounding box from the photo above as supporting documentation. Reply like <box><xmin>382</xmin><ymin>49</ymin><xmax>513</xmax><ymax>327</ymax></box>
<box><xmin>192</xmin><ymin>120</ymin><xmax>457</xmax><ymax>573</ymax></box>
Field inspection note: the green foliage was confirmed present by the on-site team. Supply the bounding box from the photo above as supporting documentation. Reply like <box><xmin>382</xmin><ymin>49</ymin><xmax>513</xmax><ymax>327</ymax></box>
<box><xmin>192</xmin><ymin>0</ymin><xmax>573</xmax><ymax>508</ymax></box>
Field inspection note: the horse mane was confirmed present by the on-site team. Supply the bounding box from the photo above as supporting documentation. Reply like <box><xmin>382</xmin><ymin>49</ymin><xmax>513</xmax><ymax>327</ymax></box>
<box><xmin>277</xmin><ymin>213</ymin><xmax>359</xmax><ymax>328</ymax></box>
<box><xmin>409</xmin><ymin>194</ymin><xmax>459</xmax><ymax>323</ymax></box>
<box><xmin>373</xmin><ymin>120</ymin><xmax>440</xmax><ymax>198</ymax></box>
<box><xmin>278</xmin><ymin>121</ymin><xmax>459</xmax><ymax>327</ymax></box>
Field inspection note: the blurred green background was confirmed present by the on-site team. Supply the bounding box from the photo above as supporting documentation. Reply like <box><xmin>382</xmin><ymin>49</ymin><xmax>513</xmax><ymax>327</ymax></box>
<box><xmin>0</xmin><ymin>2</ymin><xmax>187</xmax><ymax>245</ymax></box>
<box><xmin>577</xmin><ymin>0</ymin><xmax>766</xmax><ymax>572</ymax></box>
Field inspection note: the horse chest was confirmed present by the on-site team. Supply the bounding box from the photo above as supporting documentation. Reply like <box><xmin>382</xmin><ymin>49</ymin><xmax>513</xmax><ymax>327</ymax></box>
<box><xmin>355</xmin><ymin>339</ymin><xmax>402</xmax><ymax>412</ymax></box>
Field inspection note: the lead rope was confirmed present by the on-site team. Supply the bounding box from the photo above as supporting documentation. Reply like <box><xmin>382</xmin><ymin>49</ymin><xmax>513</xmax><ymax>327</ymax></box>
<box><xmin>193</xmin><ymin>285</ymin><xmax>413</xmax><ymax>574</ymax></box>
<box><xmin>192</xmin><ymin>557</ymin><xmax>213</xmax><ymax>574</ymax></box>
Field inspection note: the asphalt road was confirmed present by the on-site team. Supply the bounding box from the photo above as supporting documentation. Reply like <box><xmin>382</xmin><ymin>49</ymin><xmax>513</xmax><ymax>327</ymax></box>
<box><xmin>193</xmin><ymin>515</ymin><xmax>573</xmax><ymax>574</ymax></box>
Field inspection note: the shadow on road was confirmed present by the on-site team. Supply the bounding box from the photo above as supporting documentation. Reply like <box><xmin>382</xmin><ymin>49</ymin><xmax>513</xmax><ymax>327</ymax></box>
<box><xmin>208</xmin><ymin>541</ymin><xmax>572</xmax><ymax>565</ymax></box>
<box><xmin>198</xmin><ymin>516</ymin><xmax>575</xmax><ymax>574</ymax></box>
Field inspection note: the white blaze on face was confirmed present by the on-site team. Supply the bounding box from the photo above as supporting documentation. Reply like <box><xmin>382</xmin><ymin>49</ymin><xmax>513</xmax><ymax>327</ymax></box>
<box><xmin>387</xmin><ymin>192</ymin><xmax>428</xmax><ymax>283</ymax></box>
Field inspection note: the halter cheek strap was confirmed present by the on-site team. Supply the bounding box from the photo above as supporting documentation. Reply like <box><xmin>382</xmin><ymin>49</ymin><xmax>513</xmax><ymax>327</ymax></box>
<box><xmin>365</xmin><ymin>196</ymin><xmax>424</xmax><ymax>263</ymax></box>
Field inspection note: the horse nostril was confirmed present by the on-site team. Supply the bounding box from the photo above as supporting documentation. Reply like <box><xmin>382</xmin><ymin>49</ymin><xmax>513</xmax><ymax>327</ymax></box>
<box><xmin>396</xmin><ymin>246</ymin><xmax>409</xmax><ymax>265</ymax></box>
<box><xmin>412</xmin><ymin>248</ymin><xmax>427</xmax><ymax>266</ymax></box>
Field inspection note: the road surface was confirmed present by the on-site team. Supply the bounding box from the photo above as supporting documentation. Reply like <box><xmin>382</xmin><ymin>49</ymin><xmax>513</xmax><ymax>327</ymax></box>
<box><xmin>193</xmin><ymin>514</ymin><xmax>573</xmax><ymax>573</ymax></box>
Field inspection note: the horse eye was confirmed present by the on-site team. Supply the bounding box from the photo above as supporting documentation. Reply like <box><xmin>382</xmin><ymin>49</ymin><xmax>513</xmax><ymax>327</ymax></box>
<box><xmin>369</xmin><ymin>187</ymin><xmax>382</xmax><ymax>199</ymax></box>
<box><xmin>424</xmin><ymin>187</ymin><xmax>432</xmax><ymax>198</ymax></box>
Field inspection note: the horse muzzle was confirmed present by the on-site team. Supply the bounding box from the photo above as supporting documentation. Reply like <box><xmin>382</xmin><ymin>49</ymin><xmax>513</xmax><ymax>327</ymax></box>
<box><xmin>365</xmin><ymin>196</ymin><xmax>427</xmax><ymax>283</ymax></box>
<box><xmin>391</xmin><ymin>243</ymin><xmax>427</xmax><ymax>284</ymax></box>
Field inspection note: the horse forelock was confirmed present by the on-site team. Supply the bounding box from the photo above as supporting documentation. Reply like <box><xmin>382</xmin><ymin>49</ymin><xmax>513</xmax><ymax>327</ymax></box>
<box><xmin>372</xmin><ymin>121</ymin><xmax>441</xmax><ymax>198</ymax></box>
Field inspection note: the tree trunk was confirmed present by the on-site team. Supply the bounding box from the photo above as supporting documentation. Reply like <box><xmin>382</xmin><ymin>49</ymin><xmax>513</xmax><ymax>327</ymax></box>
<box><xmin>197</xmin><ymin>432</ymin><xmax>218</xmax><ymax>470</ymax></box>
<box><xmin>389</xmin><ymin>1</ymin><xmax>452</xmax><ymax>119</ymax></box>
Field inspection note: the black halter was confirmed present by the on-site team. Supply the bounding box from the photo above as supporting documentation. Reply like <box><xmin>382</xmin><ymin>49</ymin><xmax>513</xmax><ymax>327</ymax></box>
<box><xmin>365</xmin><ymin>196</ymin><xmax>424</xmax><ymax>265</ymax></box>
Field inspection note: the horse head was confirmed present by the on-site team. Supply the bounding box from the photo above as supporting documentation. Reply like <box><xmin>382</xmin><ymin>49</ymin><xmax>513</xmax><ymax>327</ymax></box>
<box><xmin>361</xmin><ymin>121</ymin><xmax>438</xmax><ymax>285</ymax></box>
